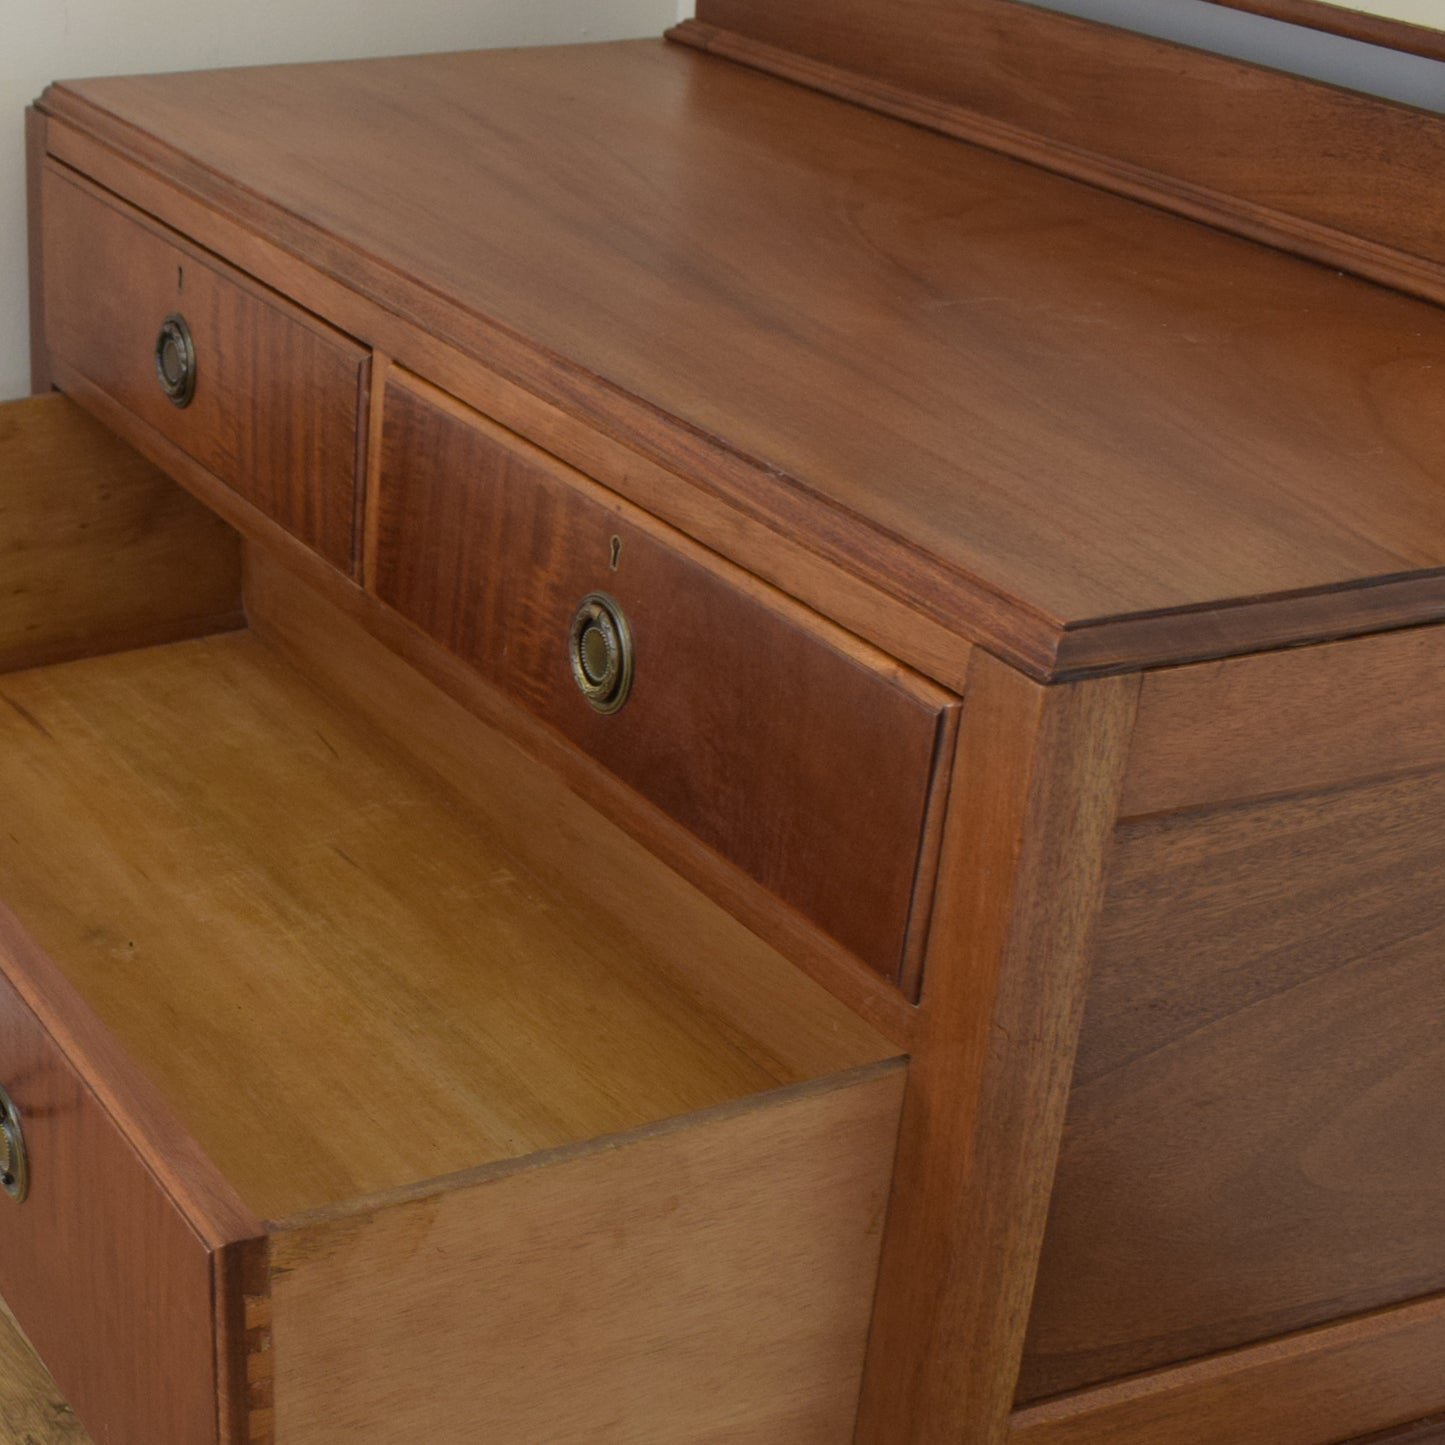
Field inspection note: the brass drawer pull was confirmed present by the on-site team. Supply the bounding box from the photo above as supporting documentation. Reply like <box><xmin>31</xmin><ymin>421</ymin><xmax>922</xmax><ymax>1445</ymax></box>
<box><xmin>0</xmin><ymin>1084</ymin><xmax>29</xmax><ymax>1204</ymax></box>
<box><xmin>569</xmin><ymin>593</ymin><xmax>633</xmax><ymax>713</ymax></box>
<box><xmin>155</xmin><ymin>313</ymin><xmax>197</xmax><ymax>408</ymax></box>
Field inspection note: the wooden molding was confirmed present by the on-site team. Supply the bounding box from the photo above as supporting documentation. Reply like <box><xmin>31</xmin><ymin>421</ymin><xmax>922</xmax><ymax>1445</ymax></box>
<box><xmin>1011</xmin><ymin>1291</ymin><xmax>1445</xmax><ymax>1445</ymax></box>
<box><xmin>672</xmin><ymin>1</ymin><xmax>1445</xmax><ymax>308</ymax></box>
<box><xmin>1205</xmin><ymin>0</ymin><xmax>1445</xmax><ymax>61</ymax></box>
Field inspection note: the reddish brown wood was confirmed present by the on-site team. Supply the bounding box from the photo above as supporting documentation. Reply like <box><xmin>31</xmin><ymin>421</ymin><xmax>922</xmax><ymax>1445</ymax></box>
<box><xmin>856</xmin><ymin>655</ymin><xmax>1138</xmax><ymax>1444</ymax></box>
<box><xmin>674</xmin><ymin>3</ymin><xmax>1445</xmax><ymax>304</ymax></box>
<box><xmin>41</xmin><ymin>165</ymin><xmax>363</xmax><ymax>572</ymax></box>
<box><xmin>1122</xmin><ymin>623</ymin><xmax>1445</xmax><ymax>818</ymax></box>
<box><xmin>374</xmin><ymin>371</ymin><xmax>958</xmax><ymax>984</ymax></box>
<box><xmin>25</xmin><ymin>109</ymin><xmax>51</xmax><ymax>395</ymax></box>
<box><xmin>0</xmin><ymin>904</ymin><xmax>261</xmax><ymax>1445</ymax></box>
<box><xmin>1342</xmin><ymin>1414</ymin><xmax>1445</xmax><ymax>1445</ymax></box>
<box><xmin>35</xmin><ymin>46</ymin><xmax>1445</xmax><ymax>680</ymax></box>
<box><xmin>1203</xmin><ymin>0</ymin><xmax>1445</xmax><ymax>61</ymax></box>
<box><xmin>1022</xmin><ymin>767</ymin><xmax>1445</xmax><ymax>1398</ymax></box>
<box><xmin>1010</xmin><ymin>1293</ymin><xmax>1445</xmax><ymax>1445</ymax></box>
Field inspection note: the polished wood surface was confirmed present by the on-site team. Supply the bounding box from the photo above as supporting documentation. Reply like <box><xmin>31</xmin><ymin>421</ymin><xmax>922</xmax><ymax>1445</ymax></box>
<box><xmin>676</xmin><ymin>1</ymin><xmax>1445</xmax><ymax>301</ymax></box>
<box><xmin>1123</xmin><ymin>623</ymin><xmax>1445</xmax><ymax>817</ymax></box>
<box><xmin>42</xmin><ymin>167</ymin><xmax>364</xmax><ymax>571</ymax></box>
<box><xmin>270</xmin><ymin>1064</ymin><xmax>904</xmax><ymax>1444</ymax></box>
<box><xmin>1011</xmin><ymin>1292</ymin><xmax>1445</xmax><ymax>1445</ymax></box>
<box><xmin>0</xmin><ymin>628</ymin><xmax>890</xmax><ymax>1223</ymax></box>
<box><xmin>36</xmin><ymin>43</ymin><xmax>1445</xmax><ymax>677</ymax></box>
<box><xmin>374</xmin><ymin>371</ymin><xmax>957</xmax><ymax>984</ymax></box>
<box><xmin>0</xmin><ymin>395</ymin><xmax>241</xmax><ymax>673</ymax></box>
<box><xmin>0</xmin><ymin>913</ymin><xmax>234</xmax><ymax>1445</ymax></box>
<box><xmin>857</xmin><ymin>656</ymin><xmax>1138</xmax><ymax>1445</ymax></box>
<box><xmin>1024</xmin><ymin>766</ymin><xmax>1445</xmax><ymax>1397</ymax></box>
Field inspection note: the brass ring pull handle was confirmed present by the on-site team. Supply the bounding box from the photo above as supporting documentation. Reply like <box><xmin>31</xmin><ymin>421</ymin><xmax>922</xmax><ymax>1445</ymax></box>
<box><xmin>155</xmin><ymin>313</ymin><xmax>197</xmax><ymax>408</ymax></box>
<box><xmin>0</xmin><ymin>1084</ymin><xmax>29</xmax><ymax>1204</ymax></box>
<box><xmin>569</xmin><ymin>593</ymin><xmax>634</xmax><ymax>714</ymax></box>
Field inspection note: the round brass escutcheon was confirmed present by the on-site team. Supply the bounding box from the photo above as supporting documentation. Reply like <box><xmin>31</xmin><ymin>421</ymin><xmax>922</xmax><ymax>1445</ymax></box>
<box><xmin>0</xmin><ymin>1084</ymin><xmax>29</xmax><ymax>1205</ymax></box>
<box><xmin>569</xmin><ymin>592</ymin><xmax>634</xmax><ymax>714</ymax></box>
<box><xmin>155</xmin><ymin>313</ymin><xmax>197</xmax><ymax>409</ymax></box>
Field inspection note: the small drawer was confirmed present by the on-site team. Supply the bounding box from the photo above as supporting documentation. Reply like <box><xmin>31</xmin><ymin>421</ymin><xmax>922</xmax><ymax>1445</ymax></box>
<box><xmin>372</xmin><ymin>370</ymin><xmax>959</xmax><ymax>988</ymax></box>
<box><xmin>41</xmin><ymin>166</ymin><xmax>364</xmax><ymax>571</ymax></box>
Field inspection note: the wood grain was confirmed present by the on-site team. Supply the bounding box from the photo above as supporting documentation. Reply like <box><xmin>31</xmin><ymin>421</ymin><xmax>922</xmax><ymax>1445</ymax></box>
<box><xmin>36</xmin><ymin>45</ymin><xmax>1445</xmax><ymax>677</ymax></box>
<box><xmin>856</xmin><ymin>655</ymin><xmax>1139</xmax><ymax>1444</ymax></box>
<box><xmin>676</xmin><ymin>1</ymin><xmax>1445</xmax><ymax>301</ymax></box>
<box><xmin>25</xmin><ymin>109</ymin><xmax>50</xmax><ymax>395</ymax></box>
<box><xmin>1203</xmin><ymin>0</ymin><xmax>1445</xmax><ymax>61</ymax></box>
<box><xmin>1011</xmin><ymin>1292</ymin><xmax>1445</xmax><ymax>1445</ymax></box>
<box><xmin>1342</xmin><ymin>1415</ymin><xmax>1445</xmax><ymax>1445</ymax></box>
<box><xmin>374</xmin><ymin>370</ymin><xmax>958</xmax><ymax>984</ymax></box>
<box><xmin>42</xmin><ymin>165</ymin><xmax>363</xmax><ymax>570</ymax></box>
<box><xmin>1023</xmin><ymin>769</ymin><xmax>1445</xmax><ymax>1397</ymax></box>
<box><xmin>0</xmin><ymin>909</ymin><xmax>236</xmax><ymax>1445</ymax></box>
<box><xmin>0</xmin><ymin>630</ymin><xmax>891</xmax><ymax>1222</ymax></box>
<box><xmin>1123</xmin><ymin>623</ymin><xmax>1445</xmax><ymax>817</ymax></box>
<box><xmin>244</xmin><ymin>543</ymin><xmax>902</xmax><ymax>1075</ymax></box>
<box><xmin>41</xmin><ymin>367</ymin><xmax>917</xmax><ymax>1044</ymax></box>
<box><xmin>270</xmin><ymin>1062</ymin><xmax>905</xmax><ymax>1445</ymax></box>
<box><xmin>0</xmin><ymin>1297</ymin><xmax>90</xmax><ymax>1444</ymax></box>
<box><xmin>0</xmin><ymin>394</ymin><xmax>242</xmax><ymax>673</ymax></box>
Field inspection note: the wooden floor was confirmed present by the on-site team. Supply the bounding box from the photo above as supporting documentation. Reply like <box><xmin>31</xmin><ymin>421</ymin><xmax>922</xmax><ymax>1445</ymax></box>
<box><xmin>0</xmin><ymin>1298</ymin><xmax>89</xmax><ymax>1443</ymax></box>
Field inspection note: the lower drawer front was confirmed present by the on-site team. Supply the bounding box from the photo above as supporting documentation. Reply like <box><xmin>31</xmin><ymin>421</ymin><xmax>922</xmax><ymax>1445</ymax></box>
<box><xmin>373</xmin><ymin>370</ymin><xmax>957</xmax><ymax>986</ymax></box>
<box><xmin>0</xmin><ymin>916</ymin><xmax>219</xmax><ymax>1445</ymax></box>
<box><xmin>42</xmin><ymin>165</ymin><xmax>364</xmax><ymax>571</ymax></box>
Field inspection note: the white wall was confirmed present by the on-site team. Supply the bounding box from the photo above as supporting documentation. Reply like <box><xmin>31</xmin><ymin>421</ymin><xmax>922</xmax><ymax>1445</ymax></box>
<box><xmin>0</xmin><ymin>0</ymin><xmax>677</xmax><ymax>401</ymax></box>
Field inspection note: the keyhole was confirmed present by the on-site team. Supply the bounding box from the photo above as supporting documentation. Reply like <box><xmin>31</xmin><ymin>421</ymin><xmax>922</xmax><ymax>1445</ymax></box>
<box><xmin>609</xmin><ymin>535</ymin><xmax>622</xmax><ymax>571</ymax></box>
<box><xmin>177</xmin><ymin>265</ymin><xmax>184</xmax><ymax>294</ymax></box>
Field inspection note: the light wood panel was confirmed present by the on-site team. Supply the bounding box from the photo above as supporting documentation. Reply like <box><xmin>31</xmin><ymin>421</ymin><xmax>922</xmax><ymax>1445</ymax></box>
<box><xmin>271</xmin><ymin>1063</ymin><xmax>904</xmax><ymax>1445</ymax></box>
<box><xmin>1023</xmin><ymin>768</ymin><xmax>1445</xmax><ymax>1397</ymax></box>
<box><xmin>0</xmin><ymin>1297</ymin><xmax>91</xmax><ymax>1444</ymax></box>
<box><xmin>856</xmin><ymin>656</ymin><xmax>1139</xmax><ymax>1445</ymax></box>
<box><xmin>1122</xmin><ymin>623</ymin><xmax>1445</xmax><ymax>817</ymax></box>
<box><xmin>42</xmin><ymin>167</ymin><xmax>364</xmax><ymax>571</ymax></box>
<box><xmin>374</xmin><ymin>370</ymin><xmax>958</xmax><ymax>986</ymax></box>
<box><xmin>36</xmin><ymin>45</ymin><xmax>1445</xmax><ymax>677</ymax></box>
<box><xmin>0</xmin><ymin>395</ymin><xmax>241</xmax><ymax>672</ymax></box>
<box><xmin>1011</xmin><ymin>1292</ymin><xmax>1445</xmax><ymax>1445</ymax></box>
<box><xmin>0</xmin><ymin>630</ymin><xmax>890</xmax><ymax>1222</ymax></box>
<box><xmin>676</xmin><ymin>0</ymin><xmax>1445</xmax><ymax>302</ymax></box>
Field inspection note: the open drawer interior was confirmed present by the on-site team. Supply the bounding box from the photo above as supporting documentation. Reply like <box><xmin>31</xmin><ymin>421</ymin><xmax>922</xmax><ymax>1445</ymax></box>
<box><xmin>0</xmin><ymin>395</ymin><xmax>907</xmax><ymax>1445</ymax></box>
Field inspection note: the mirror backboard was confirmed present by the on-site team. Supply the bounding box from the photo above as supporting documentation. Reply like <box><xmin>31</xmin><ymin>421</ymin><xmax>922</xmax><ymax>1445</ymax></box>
<box><xmin>1205</xmin><ymin>0</ymin><xmax>1445</xmax><ymax>59</ymax></box>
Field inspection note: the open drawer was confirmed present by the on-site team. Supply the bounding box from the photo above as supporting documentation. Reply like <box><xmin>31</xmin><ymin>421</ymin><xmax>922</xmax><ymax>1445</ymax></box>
<box><xmin>0</xmin><ymin>397</ymin><xmax>905</xmax><ymax>1445</ymax></box>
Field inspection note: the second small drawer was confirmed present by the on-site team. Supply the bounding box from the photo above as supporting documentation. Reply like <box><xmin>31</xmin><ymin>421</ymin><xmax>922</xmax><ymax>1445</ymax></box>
<box><xmin>371</xmin><ymin>369</ymin><xmax>959</xmax><ymax>988</ymax></box>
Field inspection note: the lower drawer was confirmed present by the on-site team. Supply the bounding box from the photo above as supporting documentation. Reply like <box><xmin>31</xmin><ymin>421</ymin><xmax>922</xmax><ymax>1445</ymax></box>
<box><xmin>0</xmin><ymin>587</ymin><xmax>903</xmax><ymax>1445</ymax></box>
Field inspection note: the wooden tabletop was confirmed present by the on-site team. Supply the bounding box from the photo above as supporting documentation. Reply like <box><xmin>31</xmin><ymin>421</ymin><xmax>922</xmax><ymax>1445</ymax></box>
<box><xmin>40</xmin><ymin>40</ymin><xmax>1445</xmax><ymax>674</ymax></box>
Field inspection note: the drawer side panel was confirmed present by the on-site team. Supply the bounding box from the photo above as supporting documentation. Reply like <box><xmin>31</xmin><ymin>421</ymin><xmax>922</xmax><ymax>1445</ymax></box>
<box><xmin>270</xmin><ymin>1061</ymin><xmax>906</xmax><ymax>1445</ymax></box>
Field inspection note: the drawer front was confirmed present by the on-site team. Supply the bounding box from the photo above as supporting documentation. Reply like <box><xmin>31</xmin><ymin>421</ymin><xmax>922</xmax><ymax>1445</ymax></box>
<box><xmin>0</xmin><ymin>941</ymin><xmax>219</xmax><ymax>1445</ymax></box>
<box><xmin>42</xmin><ymin>166</ymin><xmax>364</xmax><ymax>571</ymax></box>
<box><xmin>373</xmin><ymin>372</ymin><xmax>956</xmax><ymax>984</ymax></box>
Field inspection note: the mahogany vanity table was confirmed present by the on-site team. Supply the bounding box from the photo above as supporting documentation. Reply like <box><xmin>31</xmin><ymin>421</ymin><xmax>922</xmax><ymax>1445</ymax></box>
<box><xmin>6</xmin><ymin>1</ymin><xmax>1445</xmax><ymax>1442</ymax></box>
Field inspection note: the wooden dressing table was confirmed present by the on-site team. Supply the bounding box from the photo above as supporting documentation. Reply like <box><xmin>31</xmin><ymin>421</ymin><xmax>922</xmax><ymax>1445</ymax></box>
<box><xmin>7</xmin><ymin>2</ymin><xmax>1445</xmax><ymax>1441</ymax></box>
